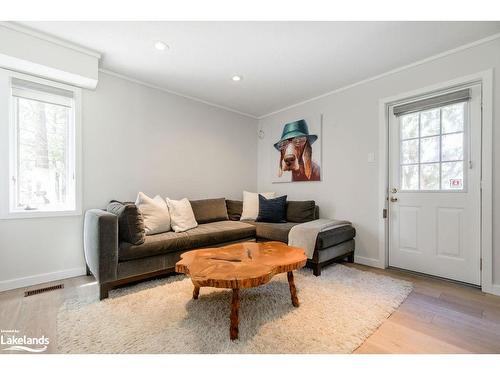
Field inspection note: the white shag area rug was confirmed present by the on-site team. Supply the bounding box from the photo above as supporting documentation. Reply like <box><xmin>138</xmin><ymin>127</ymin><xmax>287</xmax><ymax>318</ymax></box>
<box><xmin>57</xmin><ymin>264</ymin><xmax>412</xmax><ymax>353</ymax></box>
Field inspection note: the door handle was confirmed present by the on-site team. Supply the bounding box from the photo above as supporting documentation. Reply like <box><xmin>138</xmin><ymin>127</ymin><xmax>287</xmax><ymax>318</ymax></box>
<box><xmin>390</xmin><ymin>197</ymin><xmax>398</xmax><ymax>202</ymax></box>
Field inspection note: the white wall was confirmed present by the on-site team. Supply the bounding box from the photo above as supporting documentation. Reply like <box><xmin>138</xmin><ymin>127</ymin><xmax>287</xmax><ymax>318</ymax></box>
<box><xmin>83</xmin><ymin>73</ymin><xmax>257</xmax><ymax>206</ymax></box>
<box><xmin>0</xmin><ymin>72</ymin><xmax>257</xmax><ymax>291</ymax></box>
<box><xmin>258</xmin><ymin>39</ymin><xmax>500</xmax><ymax>284</ymax></box>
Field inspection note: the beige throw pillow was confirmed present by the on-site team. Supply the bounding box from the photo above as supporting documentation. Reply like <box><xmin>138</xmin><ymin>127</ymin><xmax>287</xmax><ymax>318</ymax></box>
<box><xmin>240</xmin><ymin>190</ymin><xmax>276</xmax><ymax>221</ymax></box>
<box><xmin>165</xmin><ymin>198</ymin><xmax>198</xmax><ymax>233</ymax></box>
<box><xmin>135</xmin><ymin>192</ymin><xmax>171</xmax><ymax>235</ymax></box>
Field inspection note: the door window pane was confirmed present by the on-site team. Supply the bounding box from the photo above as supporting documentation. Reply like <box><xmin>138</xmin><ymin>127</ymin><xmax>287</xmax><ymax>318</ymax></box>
<box><xmin>442</xmin><ymin>103</ymin><xmax>464</xmax><ymax>133</ymax></box>
<box><xmin>401</xmin><ymin>139</ymin><xmax>419</xmax><ymax>164</ymax></box>
<box><xmin>401</xmin><ymin>113</ymin><xmax>419</xmax><ymax>139</ymax></box>
<box><xmin>442</xmin><ymin>133</ymin><xmax>463</xmax><ymax>161</ymax></box>
<box><xmin>399</xmin><ymin>99</ymin><xmax>466</xmax><ymax>191</ymax></box>
<box><xmin>441</xmin><ymin>162</ymin><xmax>464</xmax><ymax>190</ymax></box>
<box><xmin>420</xmin><ymin>109</ymin><xmax>440</xmax><ymax>137</ymax></box>
<box><xmin>420</xmin><ymin>136</ymin><xmax>440</xmax><ymax>163</ymax></box>
<box><xmin>401</xmin><ymin>165</ymin><xmax>419</xmax><ymax>190</ymax></box>
<box><xmin>420</xmin><ymin>163</ymin><xmax>440</xmax><ymax>190</ymax></box>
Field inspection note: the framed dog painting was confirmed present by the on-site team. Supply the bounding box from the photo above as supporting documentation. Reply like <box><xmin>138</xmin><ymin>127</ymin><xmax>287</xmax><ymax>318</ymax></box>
<box><xmin>272</xmin><ymin>115</ymin><xmax>322</xmax><ymax>183</ymax></box>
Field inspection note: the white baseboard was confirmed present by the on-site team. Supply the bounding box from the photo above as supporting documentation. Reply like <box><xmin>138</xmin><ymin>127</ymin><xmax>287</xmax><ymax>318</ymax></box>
<box><xmin>482</xmin><ymin>283</ymin><xmax>500</xmax><ymax>297</ymax></box>
<box><xmin>0</xmin><ymin>267</ymin><xmax>86</xmax><ymax>292</ymax></box>
<box><xmin>354</xmin><ymin>255</ymin><xmax>384</xmax><ymax>269</ymax></box>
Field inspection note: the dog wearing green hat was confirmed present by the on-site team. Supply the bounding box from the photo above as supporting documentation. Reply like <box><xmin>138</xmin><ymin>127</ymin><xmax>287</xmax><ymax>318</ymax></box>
<box><xmin>274</xmin><ymin>119</ymin><xmax>320</xmax><ymax>181</ymax></box>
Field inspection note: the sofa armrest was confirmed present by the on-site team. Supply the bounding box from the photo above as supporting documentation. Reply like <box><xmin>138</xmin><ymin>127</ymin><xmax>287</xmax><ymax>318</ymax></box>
<box><xmin>84</xmin><ymin>209</ymin><xmax>118</xmax><ymax>283</ymax></box>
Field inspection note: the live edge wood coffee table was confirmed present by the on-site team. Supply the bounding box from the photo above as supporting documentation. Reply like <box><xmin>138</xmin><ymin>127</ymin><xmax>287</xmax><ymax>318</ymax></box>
<box><xmin>175</xmin><ymin>241</ymin><xmax>307</xmax><ymax>340</ymax></box>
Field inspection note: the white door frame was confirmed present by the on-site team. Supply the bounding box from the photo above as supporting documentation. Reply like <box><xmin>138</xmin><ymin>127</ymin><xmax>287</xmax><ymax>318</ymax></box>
<box><xmin>377</xmin><ymin>69</ymin><xmax>497</xmax><ymax>295</ymax></box>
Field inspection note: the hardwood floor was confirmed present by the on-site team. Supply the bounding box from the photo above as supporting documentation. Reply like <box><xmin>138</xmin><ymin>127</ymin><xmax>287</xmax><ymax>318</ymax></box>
<box><xmin>352</xmin><ymin>265</ymin><xmax>500</xmax><ymax>354</ymax></box>
<box><xmin>0</xmin><ymin>264</ymin><xmax>499</xmax><ymax>354</ymax></box>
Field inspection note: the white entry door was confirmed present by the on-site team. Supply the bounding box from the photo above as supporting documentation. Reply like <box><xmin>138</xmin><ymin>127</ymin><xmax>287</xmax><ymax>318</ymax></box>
<box><xmin>388</xmin><ymin>84</ymin><xmax>482</xmax><ymax>285</ymax></box>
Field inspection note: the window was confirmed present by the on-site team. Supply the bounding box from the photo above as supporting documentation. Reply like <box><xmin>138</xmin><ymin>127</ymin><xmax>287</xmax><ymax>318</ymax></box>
<box><xmin>399</xmin><ymin>102</ymin><xmax>466</xmax><ymax>191</ymax></box>
<box><xmin>0</xmin><ymin>71</ymin><xmax>81</xmax><ymax>218</ymax></box>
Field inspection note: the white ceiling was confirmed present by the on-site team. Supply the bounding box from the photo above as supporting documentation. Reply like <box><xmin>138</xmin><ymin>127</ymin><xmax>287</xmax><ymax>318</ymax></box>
<box><xmin>18</xmin><ymin>21</ymin><xmax>500</xmax><ymax>118</ymax></box>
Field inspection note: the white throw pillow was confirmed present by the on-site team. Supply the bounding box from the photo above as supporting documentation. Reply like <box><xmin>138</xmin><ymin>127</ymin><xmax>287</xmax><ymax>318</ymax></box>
<box><xmin>165</xmin><ymin>198</ymin><xmax>198</xmax><ymax>233</ymax></box>
<box><xmin>135</xmin><ymin>192</ymin><xmax>171</xmax><ymax>235</ymax></box>
<box><xmin>240</xmin><ymin>191</ymin><xmax>276</xmax><ymax>221</ymax></box>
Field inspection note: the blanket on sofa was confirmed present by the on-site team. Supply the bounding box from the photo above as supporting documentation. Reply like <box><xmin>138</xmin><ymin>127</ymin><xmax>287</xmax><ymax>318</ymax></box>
<box><xmin>288</xmin><ymin>219</ymin><xmax>351</xmax><ymax>259</ymax></box>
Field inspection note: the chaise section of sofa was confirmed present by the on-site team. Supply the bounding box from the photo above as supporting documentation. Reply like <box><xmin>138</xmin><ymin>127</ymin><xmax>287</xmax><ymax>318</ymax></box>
<box><xmin>231</xmin><ymin>201</ymin><xmax>356</xmax><ymax>276</ymax></box>
<box><xmin>245</xmin><ymin>219</ymin><xmax>355</xmax><ymax>275</ymax></box>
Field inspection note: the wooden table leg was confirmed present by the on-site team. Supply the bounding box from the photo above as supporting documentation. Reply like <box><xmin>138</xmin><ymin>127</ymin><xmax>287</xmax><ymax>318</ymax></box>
<box><xmin>230</xmin><ymin>288</ymin><xmax>239</xmax><ymax>340</ymax></box>
<box><xmin>287</xmin><ymin>271</ymin><xmax>299</xmax><ymax>307</ymax></box>
<box><xmin>193</xmin><ymin>286</ymin><xmax>200</xmax><ymax>300</ymax></box>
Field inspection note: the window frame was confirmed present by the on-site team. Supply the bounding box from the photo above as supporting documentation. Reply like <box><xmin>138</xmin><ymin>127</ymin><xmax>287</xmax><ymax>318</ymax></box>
<box><xmin>0</xmin><ymin>69</ymin><xmax>82</xmax><ymax>219</ymax></box>
<box><xmin>397</xmin><ymin>101</ymin><xmax>470</xmax><ymax>193</ymax></box>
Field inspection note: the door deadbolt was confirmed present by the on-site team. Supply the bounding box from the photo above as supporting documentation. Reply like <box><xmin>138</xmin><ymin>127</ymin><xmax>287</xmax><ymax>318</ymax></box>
<box><xmin>391</xmin><ymin>188</ymin><xmax>398</xmax><ymax>193</ymax></box>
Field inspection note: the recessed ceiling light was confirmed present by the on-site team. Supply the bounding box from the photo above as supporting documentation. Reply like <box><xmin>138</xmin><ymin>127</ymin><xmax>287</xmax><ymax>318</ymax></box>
<box><xmin>154</xmin><ymin>41</ymin><xmax>168</xmax><ymax>51</ymax></box>
<box><xmin>232</xmin><ymin>75</ymin><xmax>242</xmax><ymax>82</ymax></box>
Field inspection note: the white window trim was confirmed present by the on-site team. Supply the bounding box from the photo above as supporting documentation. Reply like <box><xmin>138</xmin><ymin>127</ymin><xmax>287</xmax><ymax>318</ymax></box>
<box><xmin>0</xmin><ymin>68</ymin><xmax>82</xmax><ymax>219</ymax></box>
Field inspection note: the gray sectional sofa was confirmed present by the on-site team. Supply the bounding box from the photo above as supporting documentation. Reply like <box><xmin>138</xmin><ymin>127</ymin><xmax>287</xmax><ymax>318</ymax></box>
<box><xmin>84</xmin><ymin>198</ymin><xmax>355</xmax><ymax>299</ymax></box>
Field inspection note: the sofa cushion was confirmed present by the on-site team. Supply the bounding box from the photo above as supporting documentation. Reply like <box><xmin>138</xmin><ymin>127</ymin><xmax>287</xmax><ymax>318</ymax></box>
<box><xmin>185</xmin><ymin>221</ymin><xmax>255</xmax><ymax>249</ymax></box>
<box><xmin>226</xmin><ymin>200</ymin><xmax>243</xmax><ymax>221</ymax></box>
<box><xmin>190</xmin><ymin>198</ymin><xmax>229</xmax><ymax>224</ymax></box>
<box><xmin>245</xmin><ymin>221</ymin><xmax>297</xmax><ymax>243</ymax></box>
<box><xmin>256</xmin><ymin>194</ymin><xmax>287</xmax><ymax>223</ymax></box>
<box><xmin>106</xmin><ymin>201</ymin><xmax>145</xmax><ymax>245</ymax></box>
<box><xmin>119</xmin><ymin>220</ymin><xmax>255</xmax><ymax>261</ymax></box>
<box><xmin>316</xmin><ymin>225</ymin><xmax>356</xmax><ymax>249</ymax></box>
<box><xmin>246</xmin><ymin>221</ymin><xmax>356</xmax><ymax>248</ymax></box>
<box><xmin>286</xmin><ymin>200</ymin><xmax>316</xmax><ymax>223</ymax></box>
<box><xmin>119</xmin><ymin>231</ymin><xmax>190</xmax><ymax>261</ymax></box>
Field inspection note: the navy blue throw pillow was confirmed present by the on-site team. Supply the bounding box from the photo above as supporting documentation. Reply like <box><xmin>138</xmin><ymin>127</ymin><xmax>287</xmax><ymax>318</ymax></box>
<box><xmin>256</xmin><ymin>194</ymin><xmax>287</xmax><ymax>223</ymax></box>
